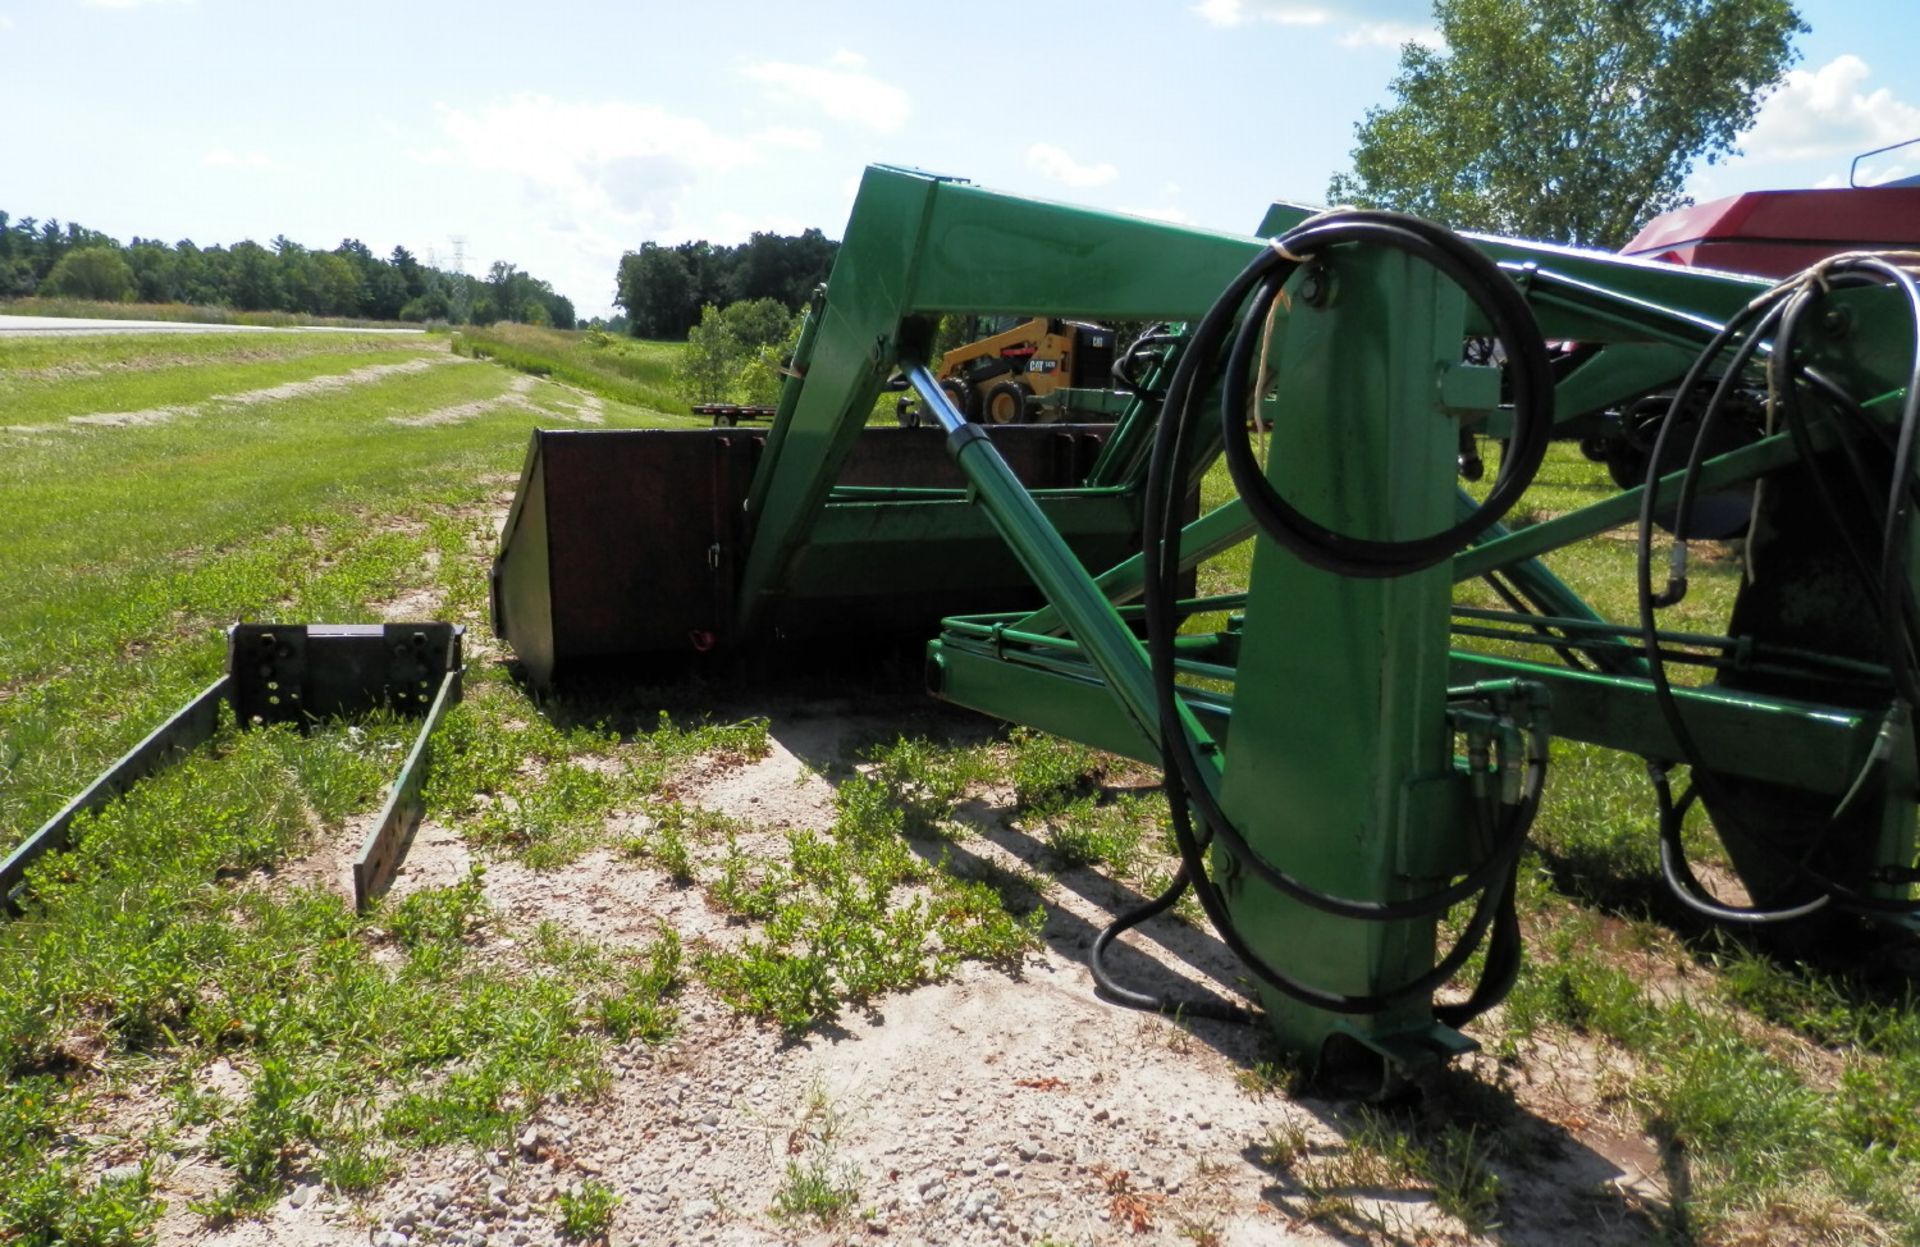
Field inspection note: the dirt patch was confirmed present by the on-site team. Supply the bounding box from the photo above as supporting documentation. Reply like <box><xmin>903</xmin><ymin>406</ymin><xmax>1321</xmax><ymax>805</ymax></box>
<box><xmin>670</xmin><ymin>715</ymin><xmax>842</xmax><ymax>833</ymax></box>
<box><xmin>377</xmin><ymin>586</ymin><xmax>445</xmax><ymax>623</ymax></box>
<box><xmin>67</xmin><ymin>405</ymin><xmax>185</xmax><ymax>428</ymax></box>
<box><xmin>388</xmin><ymin>373</ymin><xmax>540</xmax><ymax>428</ymax></box>
<box><xmin>271</xmin><ymin>824</ymin><xmax>361</xmax><ymax>906</ymax></box>
<box><xmin>544</xmin><ymin>383</ymin><xmax>606</xmax><ymax>424</ymax></box>
<box><xmin>151</xmin><ymin>699</ymin><xmax>1676</xmax><ymax>1247</ymax></box>
<box><xmin>214</xmin><ymin>357</ymin><xmax>449</xmax><ymax>409</ymax></box>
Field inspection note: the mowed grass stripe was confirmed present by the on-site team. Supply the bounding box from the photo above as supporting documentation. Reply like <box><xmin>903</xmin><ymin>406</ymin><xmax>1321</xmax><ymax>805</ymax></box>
<box><xmin>0</xmin><ymin>335</ymin><xmax>443</xmax><ymax>425</ymax></box>
<box><xmin>7</xmin><ymin>360</ymin><xmax>527</xmax><ymax>580</ymax></box>
<box><xmin>0</xmin><ymin>328</ymin><xmax>426</xmax><ymax>377</ymax></box>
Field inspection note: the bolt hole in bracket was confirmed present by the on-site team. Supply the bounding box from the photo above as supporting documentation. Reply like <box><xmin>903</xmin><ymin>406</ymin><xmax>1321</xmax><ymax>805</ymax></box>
<box><xmin>1</xmin><ymin>622</ymin><xmax>464</xmax><ymax>916</ymax></box>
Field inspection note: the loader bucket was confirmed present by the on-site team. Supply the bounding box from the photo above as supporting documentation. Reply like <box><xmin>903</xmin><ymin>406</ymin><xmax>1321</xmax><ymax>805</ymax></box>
<box><xmin>491</xmin><ymin>423</ymin><xmax>1131</xmax><ymax>686</ymax></box>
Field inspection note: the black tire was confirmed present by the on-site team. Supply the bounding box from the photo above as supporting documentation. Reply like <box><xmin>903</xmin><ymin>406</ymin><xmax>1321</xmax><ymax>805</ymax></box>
<box><xmin>894</xmin><ymin>395</ymin><xmax>921</xmax><ymax>428</ymax></box>
<box><xmin>984</xmin><ymin>380</ymin><xmax>1029</xmax><ymax>425</ymax></box>
<box><xmin>940</xmin><ymin>377</ymin><xmax>975</xmax><ymax>422</ymax></box>
<box><xmin>714</xmin><ymin>412</ymin><xmax>737</xmax><ymax>427</ymax></box>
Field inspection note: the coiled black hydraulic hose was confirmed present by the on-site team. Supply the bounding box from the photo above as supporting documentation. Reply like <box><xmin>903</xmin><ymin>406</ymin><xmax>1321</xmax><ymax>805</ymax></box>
<box><xmin>1091</xmin><ymin>210</ymin><xmax>1553</xmax><ymax>1020</ymax></box>
<box><xmin>1220</xmin><ymin>214</ymin><xmax>1557</xmax><ymax>578</ymax></box>
<box><xmin>1637</xmin><ymin>254</ymin><xmax>1920</xmax><ymax>921</ymax></box>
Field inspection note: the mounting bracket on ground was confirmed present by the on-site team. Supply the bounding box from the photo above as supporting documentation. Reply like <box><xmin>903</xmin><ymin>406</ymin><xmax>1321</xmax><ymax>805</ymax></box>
<box><xmin>1</xmin><ymin>622</ymin><xmax>465</xmax><ymax>916</ymax></box>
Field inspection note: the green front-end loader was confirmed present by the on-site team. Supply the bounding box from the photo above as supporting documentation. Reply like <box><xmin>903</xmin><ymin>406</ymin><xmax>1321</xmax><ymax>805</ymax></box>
<box><xmin>492</xmin><ymin>164</ymin><xmax>1920</xmax><ymax>1091</ymax></box>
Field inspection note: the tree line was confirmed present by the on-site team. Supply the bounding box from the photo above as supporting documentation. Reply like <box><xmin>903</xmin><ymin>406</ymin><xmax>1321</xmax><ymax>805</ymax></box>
<box><xmin>614</xmin><ymin>229</ymin><xmax>837</xmax><ymax>339</ymax></box>
<box><xmin>0</xmin><ymin>211</ymin><xmax>575</xmax><ymax>327</ymax></box>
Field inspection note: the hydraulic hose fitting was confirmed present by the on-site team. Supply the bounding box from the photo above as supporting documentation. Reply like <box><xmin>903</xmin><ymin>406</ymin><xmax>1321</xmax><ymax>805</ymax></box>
<box><xmin>1651</xmin><ymin>541</ymin><xmax>1690</xmax><ymax>608</ymax></box>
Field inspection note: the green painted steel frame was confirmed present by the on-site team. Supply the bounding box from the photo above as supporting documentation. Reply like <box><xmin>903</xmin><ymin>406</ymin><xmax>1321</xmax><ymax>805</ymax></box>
<box><xmin>730</xmin><ymin>165</ymin><xmax>1917</xmax><ymax>1077</ymax></box>
<box><xmin>734</xmin><ymin>167</ymin><xmax>1270</xmax><ymax>639</ymax></box>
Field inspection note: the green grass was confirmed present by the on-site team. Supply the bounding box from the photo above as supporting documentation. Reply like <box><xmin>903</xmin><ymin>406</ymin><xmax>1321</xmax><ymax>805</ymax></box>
<box><xmin>0</xmin><ymin>295</ymin><xmax>417</xmax><ymax>330</ymax></box>
<box><xmin>2</xmin><ymin>730</ymin><xmax>613</xmax><ymax>1229</ymax></box>
<box><xmin>1497</xmin><ymin>903</ymin><xmax>1920</xmax><ymax>1239</ymax></box>
<box><xmin>454</xmin><ymin>323</ymin><xmax>687</xmax><ymax>415</ymax></box>
<box><xmin>771</xmin><ymin>1156</ymin><xmax>859</xmax><ymax>1224</ymax></box>
<box><xmin>0</xmin><ymin>336</ymin><xmax>677</xmax><ymax>832</ymax></box>
<box><xmin>0</xmin><ymin>334</ymin><xmax>1065</xmax><ymax>1234</ymax></box>
<box><xmin>0</xmin><ymin>335</ymin><xmax>433</xmax><ymax>426</ymax></box>
<box><xmin>7</xmin><ymin>332</ymin><xmax>1920</xmax><ymax>1244</ymax></box>
<box><xmin>0</xmin><ymin>336</ymin><xmax>685</xmax><ymax>1232</ymax></box>
<box><xmin>771</xmin><ymin>1084</ymin><xmax>859</xmax><ymax>1225</ymax></box>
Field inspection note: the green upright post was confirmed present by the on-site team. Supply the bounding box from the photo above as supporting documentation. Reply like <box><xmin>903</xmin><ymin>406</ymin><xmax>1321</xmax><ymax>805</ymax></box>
<box><xmin>1215</xmin><ymin>247</ymin><xmax>1480</xmax><ymax>1081</ymax></box>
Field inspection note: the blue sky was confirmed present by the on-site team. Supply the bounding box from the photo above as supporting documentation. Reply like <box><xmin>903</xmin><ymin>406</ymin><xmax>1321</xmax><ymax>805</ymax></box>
<box><xmin>3</xmin><ymin>0</ymin><xmax>1915</xmax><ymax>317</ymax></box>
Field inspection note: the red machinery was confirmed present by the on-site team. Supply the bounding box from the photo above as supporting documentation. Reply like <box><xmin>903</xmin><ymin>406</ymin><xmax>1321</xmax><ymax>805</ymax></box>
<box><xmin>1623</xmin><ymin>139</ymin><xmax>1920</xmax><ymax>278</ymax></box>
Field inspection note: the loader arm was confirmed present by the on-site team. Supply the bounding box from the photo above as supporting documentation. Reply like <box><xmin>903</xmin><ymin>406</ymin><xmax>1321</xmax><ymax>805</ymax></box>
<box><xmin>731</xmin><ymin>166</ymin><xmax>1264</xmax><ymax>641</ymax></box>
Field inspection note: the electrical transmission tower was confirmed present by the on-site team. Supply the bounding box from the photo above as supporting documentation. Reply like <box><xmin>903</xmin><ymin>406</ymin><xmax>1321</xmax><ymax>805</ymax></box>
<box><xmin>448</xmin><ymin>235</ymin><xmax>471</xmax><ymax>324</ymax></box>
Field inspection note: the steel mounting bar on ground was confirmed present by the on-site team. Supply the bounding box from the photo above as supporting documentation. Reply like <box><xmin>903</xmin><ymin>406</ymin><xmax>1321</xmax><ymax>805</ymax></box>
<box><xmin>2</xmin><ymin>623</ymin><xmax>464</xmax><ymax>917</ymax></box>
<box><xmin>2</xmin><ymin>676</ymin><xmax>231</xmax><ymax>910</ymax></box>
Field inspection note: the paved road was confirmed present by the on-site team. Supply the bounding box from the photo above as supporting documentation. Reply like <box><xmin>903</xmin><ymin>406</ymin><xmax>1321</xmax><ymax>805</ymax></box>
<box><xmin>0</xmin><ymin>315</ymin><xmax>425</xmax><ymax>337</ymax></box>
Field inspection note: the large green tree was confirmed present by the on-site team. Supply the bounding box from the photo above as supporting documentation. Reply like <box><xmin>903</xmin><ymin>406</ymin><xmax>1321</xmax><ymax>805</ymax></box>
<box><xmin>674</xmin><ymin>297</ymin><xmax>802</xmax><ymax>404</ymax></box>
<box><xmin>1327</xmin><ymin>0</ymin><xmax>1806</xmax><ymax>248</ymax></box>
<box><xmin>40</xmin><ymin>247</ymin><xmax>135</xmax><ymax>301</ymax></box>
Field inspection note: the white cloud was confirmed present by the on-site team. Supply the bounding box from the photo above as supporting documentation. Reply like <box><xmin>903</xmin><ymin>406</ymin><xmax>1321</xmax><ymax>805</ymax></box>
<box><xmin>741</xmin><ymin>55</ymin><xmax>910</xmax><ymax>134</ymax></box>
<box><xmin>1740</xmin><ymin>55</ymin><xmax>1920</xmax><ymax>164</ymax></box>
<box><xmin>0</xmin><ymin>15</ymin><xmax>13</xmax><ymax>27</ymax></box>
<box><xmin>202</xmin><ymin>148</ymin><xmax>281</xmax><ymax>171</ymax></box>
<box><xmin>1026</xmin><ymin>143</ymin><xmax>1118</xmax><ymax>189</ymax></box>
<box><xmin>81</xmin><ymin>0</ymin><xmax>188</xmax><ymax>7</ymax></box>
<box><xmin>755</xmin><ymin>125</ymin><xmax>823</xmax><ymax>152</ymax></box>
<box><xmin>706</xmin><ymin>210</ymin><xmax>813</xmax><ymax>244</ymax></box>
<box><xmin>1860</xmin><ymin>160</ymin><xmax>1914</xmax><ymax>187</ymax></box>
<box><xmin>1339</xmin><ymin>20</ymin><xmax>1442</xmax><ymax>50</ymax></box>
<box><xmin>1192</xmin><ymin>0</ymin><xmax>1330</xmax><ymax>28</ymax></box>
<box><xmin>1193</xmin><ymin>3</ymin><xmax>1444</xmax><ymax>51</ymax></box>
<box><xmin>427</xmin><ymin>93</ymin><xmax>761</xmax><ymax>230</ymax></box>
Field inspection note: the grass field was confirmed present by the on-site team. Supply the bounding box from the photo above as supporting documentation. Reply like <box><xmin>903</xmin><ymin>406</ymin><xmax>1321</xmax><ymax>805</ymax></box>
<box><xmin>0</xmin><ymin>333</ymin><xmax>692</xmax><ymax>1237</ymax></box>
<box><xmin>3</xmin><ymin>333</ymin><xmax>1920</xmax><ymax>1244</ymax></box>
<box><xmin>0</xmin><ymin>296</ymin><xmax>418</xmax><ymax>331</ymax></box>
<box><xmin>452</xmin><ymin>323</ymin><xmax>684</xmax><ymax>415</ymax></box>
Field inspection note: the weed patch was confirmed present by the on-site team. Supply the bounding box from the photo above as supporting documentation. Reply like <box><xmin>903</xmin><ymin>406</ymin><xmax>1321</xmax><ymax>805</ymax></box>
<box><xmin>557</xmin><ymin>1177</ymin><xmax>621</xmax><ymax>1241</ymax></box>
<box><xmin>698</xmin><ymin>775</ymin><xmax>1042</xmax><ymax>1031</ymax></box>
